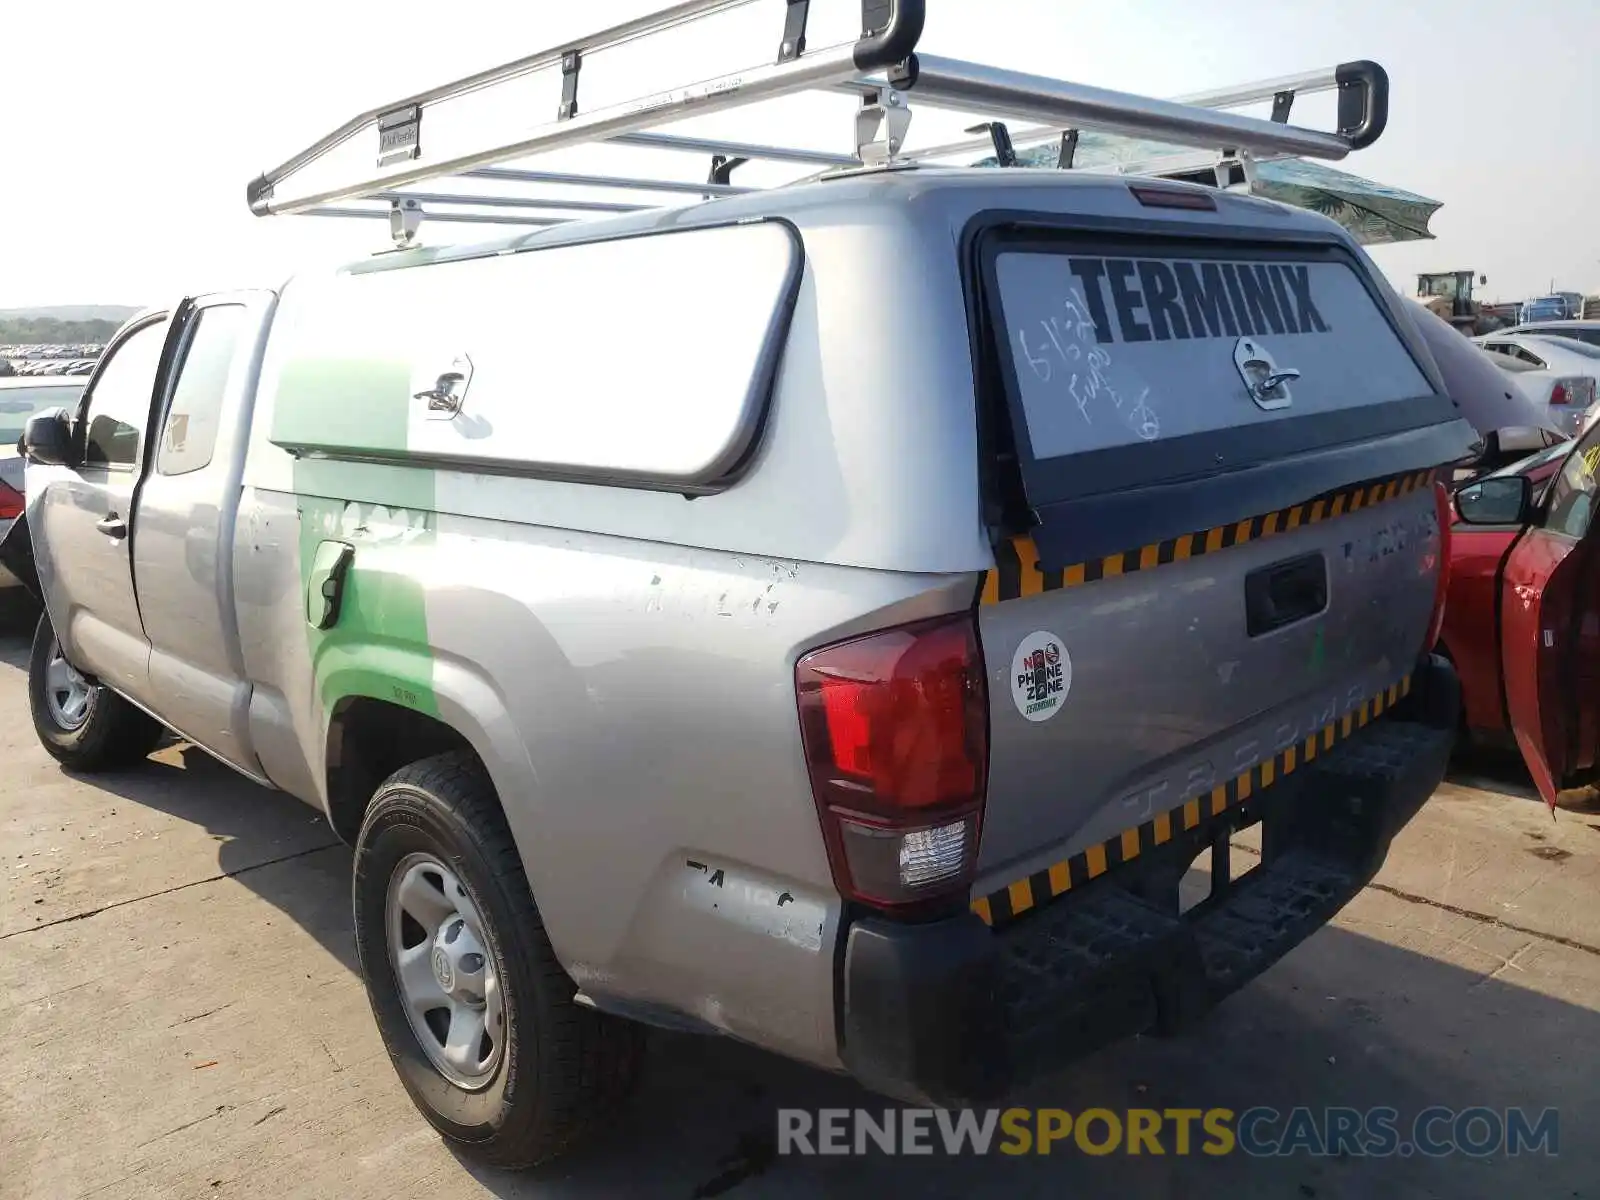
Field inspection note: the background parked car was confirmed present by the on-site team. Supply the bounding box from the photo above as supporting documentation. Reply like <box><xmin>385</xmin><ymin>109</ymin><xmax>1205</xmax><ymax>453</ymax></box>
<box><xmin>1474</xmin><ymin>333</ymin><xmax>1600</xmax><ymax>435</ymax></box>
<box><xmin>1443</xmin><ymin>418</ymin><xmax>1600</xmax><ymax>809</ymax></box>
<box><xmin>0</xmin><ymin>377</ymin><xmax>85</xmax><ymax>593</ymax></box>
<box><xmin>1500</xmin><ymin>319</ymin><xmax>1600</xmax><ymax>349</ymax></box>
<box><xmin>1518</xmin><ymin>295</ymin><xmax>1583</xmax><ymax>324</ymax></box>
<box><xmin>1405</xmin><ymin>302</ymin><xmax>1565</xmax><ymax>480</ymax></box>
<box><xmin>1438</xmin><ymin>437</ymin><xmax>1572</xmax><ymax>744</ymax></box>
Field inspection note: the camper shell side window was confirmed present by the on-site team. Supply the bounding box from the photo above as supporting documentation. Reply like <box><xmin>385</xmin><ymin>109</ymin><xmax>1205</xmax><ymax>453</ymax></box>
<box><xmin>266</xmin><ymin>220</ymin><xmax>804</xmax><ymax>495</ymax></box>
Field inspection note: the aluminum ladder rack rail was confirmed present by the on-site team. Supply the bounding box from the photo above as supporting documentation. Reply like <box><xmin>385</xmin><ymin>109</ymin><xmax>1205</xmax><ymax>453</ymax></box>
<box><xmin>245</xmin><ymin>0</ymin><xmax>1390</xmax><ymax>237</ymax></box>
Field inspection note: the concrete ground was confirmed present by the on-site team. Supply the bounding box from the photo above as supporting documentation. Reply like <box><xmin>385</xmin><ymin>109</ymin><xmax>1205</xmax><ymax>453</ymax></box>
<box><xmin>1</xmin><ymin>603</ymin><xmax>1596</xmax><ymax>1199</ymax></box>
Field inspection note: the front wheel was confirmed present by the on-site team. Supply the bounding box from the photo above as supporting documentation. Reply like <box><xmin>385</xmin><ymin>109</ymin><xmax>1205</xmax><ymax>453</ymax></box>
<box><xmin>28</xmin><ymin>614</ymin><xmax>164</xmax><ymax>771</ymax></box>
<box><xmin>352</xmin><ymin>751</ymin><xmax>644</xmax><ymax>1169</ymax></box>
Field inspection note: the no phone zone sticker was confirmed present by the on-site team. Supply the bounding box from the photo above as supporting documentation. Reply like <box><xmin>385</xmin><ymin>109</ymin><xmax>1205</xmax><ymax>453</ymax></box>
<box><xmin>1010</xmin><ymin>631</ymin><xmax>1071</xmax><ymax>722</ymax></box>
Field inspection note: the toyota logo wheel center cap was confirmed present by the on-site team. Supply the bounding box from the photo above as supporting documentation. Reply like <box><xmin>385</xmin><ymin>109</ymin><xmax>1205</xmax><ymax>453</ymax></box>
<box><xmin>432</xmin><ymin>945</ymin><xmax>456</xmax><ymax>992</ymax></box>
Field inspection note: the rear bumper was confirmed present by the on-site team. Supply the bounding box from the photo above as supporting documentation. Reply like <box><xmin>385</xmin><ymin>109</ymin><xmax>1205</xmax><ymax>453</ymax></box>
<box><xmin>837</xmin><ymin>655</ymin><xmax>1460</xmax><ymax>1107</ymax></box>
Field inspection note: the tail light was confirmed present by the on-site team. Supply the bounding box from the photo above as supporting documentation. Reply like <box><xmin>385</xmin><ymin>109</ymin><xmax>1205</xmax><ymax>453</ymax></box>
<box><xmin>1548</xmin><ymin>379</ymin><xmax>1595</xmax><ymax>433</ymax></box>
<box><xmin>1424</xmin><ymin>479</ymin><xmax>1452</xmax><ymax>651</ymax></box>
<box><xmin>795</xmin><ymin>614</ymin><xmax>989</xmax><ymax>913</ymax></box>
<box><xmin>0</xmin><ymin>480</ymin><xmax>22</xmax><ymax>521</ymax></box>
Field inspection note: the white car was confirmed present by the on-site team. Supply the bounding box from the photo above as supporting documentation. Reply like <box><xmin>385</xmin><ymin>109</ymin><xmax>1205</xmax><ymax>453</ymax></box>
<box><xmin>1500</xmin><ymin>319</ymin><xmax>1600</xmax><ymax>349</ymax></box>
<box><xmin>1474</xmin><ymin>333</ymin><xmax>1600</xmax><ymax>435</ymax></box>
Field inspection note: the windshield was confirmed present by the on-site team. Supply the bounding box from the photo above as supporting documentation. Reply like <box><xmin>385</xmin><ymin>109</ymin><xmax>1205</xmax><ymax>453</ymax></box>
<box><xmin>1419</xmin><ymin>275</ymin><xmax>1464</xmax><ymax>300</ymax></box>
<box><xmin>1523</xmin><ymin>326</ymin><xmax>1600</xmax><ymax>348</ymax></box>
<box><xmin>0</xmin><ymin>384</ymin><xmax>82</xmax><ymax>444</ymax></box>
<box><xmin>1534</xmin><ymin>337</ymin><xmax>1600</xmax><ymax>359</ymax></box>
<box><xmin>1486</xmin><ymin>439</ymin><xmax>1573</xmax><ymax>480</ymax></box>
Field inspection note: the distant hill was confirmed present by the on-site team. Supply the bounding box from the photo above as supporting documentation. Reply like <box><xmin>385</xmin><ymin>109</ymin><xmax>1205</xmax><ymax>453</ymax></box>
<box><xmin>0</xmin><ymin>306</ymin><xmax>139</xmax><ymax>346</ymax></box>
<box><xmin>0</xmin><ymin>305</ymin><xmax>140</xmax><ymax>323</ymax></box>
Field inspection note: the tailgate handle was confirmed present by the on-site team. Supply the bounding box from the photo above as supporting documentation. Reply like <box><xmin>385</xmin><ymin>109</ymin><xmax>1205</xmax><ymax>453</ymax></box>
<box><xmin>1245</xmin><ymin>552</ymin><xmax>1327</xmax><ymax>637</ymax></box>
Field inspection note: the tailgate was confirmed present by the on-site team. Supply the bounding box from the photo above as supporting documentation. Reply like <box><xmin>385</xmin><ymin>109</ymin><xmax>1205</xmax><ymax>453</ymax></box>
<box><xmin>970</xmin><ymin>228</ymin><xmax>1473</xmax><ymax>885</ymax></box>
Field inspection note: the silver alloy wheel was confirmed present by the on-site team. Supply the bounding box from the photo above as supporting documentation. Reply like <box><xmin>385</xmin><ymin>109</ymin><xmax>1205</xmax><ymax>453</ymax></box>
<box><xmin>43</xmin><ymin>641</ymin><xmax>93</xmax><ymax>731</ymax></box>
<box><xmin>386</xmin><ymin>853</ymin><xmax>507</xmax><ymax>1090</ymax></box>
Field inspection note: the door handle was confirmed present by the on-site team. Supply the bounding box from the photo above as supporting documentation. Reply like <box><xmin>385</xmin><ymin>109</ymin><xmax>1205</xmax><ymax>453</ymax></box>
<box><xmin>95</xmin><ymin>514</ymin><xmax>128</xmax><ymax>540</ymax></box>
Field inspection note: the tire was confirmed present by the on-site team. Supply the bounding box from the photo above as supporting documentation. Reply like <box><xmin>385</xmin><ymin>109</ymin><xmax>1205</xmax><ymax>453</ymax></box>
<box><xmin>28</xmin><ymin>614</ymin><xmax>164</xmax><ymax>771</ymax></box>
<box><xmin>352</xmin><ymin>751</ymin><xmax>644</xmax><ymax>1169</ymax></box>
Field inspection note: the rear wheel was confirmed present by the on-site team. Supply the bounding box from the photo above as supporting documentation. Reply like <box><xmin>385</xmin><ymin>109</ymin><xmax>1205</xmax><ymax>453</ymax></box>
<box><xmin>28</xmin><ymin>614</ymin><xmax>164</xmax><ymax>771</ymax></box>
<box><xmin>352</xmin><ymin>751</ymin><xmax>644</xmax><ymax>1169</ymax></box>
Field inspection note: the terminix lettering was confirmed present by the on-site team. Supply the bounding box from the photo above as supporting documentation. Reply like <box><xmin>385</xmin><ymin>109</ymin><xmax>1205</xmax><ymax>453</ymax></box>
<box><xmin>1066</xmin><ymin>258</ymin><xmax>1331</xmax><ymax>344</ymax></box>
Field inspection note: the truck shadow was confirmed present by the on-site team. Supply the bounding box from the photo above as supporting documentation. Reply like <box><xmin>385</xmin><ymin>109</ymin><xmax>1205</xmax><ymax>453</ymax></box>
<box><xmin>459</xmin><ymin>921</ymin><xmax>1593</xmax><ymax>1200</ymax></box>
<box><xmin>52</xmin><ymin>740</ymin><xmax>359</xmax><ymax>973</ymax></box>
<box><xmin>0</xmin><ymin>629</ymin><xmax>31</xmax><ymax>669</ymax></box>
<box><xmin>0</xmin><ymin>591</ymin><xmax>42</xmax><ymax>647</ymax></box>
<box><xmin>18</xmin><ymin>708</ymin><xmax>1597</xmax><ymax>1199</ymax></box>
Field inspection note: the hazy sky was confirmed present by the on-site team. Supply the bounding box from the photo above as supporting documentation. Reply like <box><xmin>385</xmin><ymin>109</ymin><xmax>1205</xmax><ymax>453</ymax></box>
<box><xmin>2</xmin><ymin>0</ymin><xmax>1595</xmax><ymax>309</ymax></box>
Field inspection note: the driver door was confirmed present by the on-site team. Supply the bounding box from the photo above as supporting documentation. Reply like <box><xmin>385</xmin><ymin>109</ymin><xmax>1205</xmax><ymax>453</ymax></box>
<box><xmin>28</xmin><ymin>313</ymin><xmax>175</xmax><ymax>700</ymax></box>
<box><xmin>1500</xmin><ymin>429</ymin><xmax>1600</xmax><ymax>809</ymax></box>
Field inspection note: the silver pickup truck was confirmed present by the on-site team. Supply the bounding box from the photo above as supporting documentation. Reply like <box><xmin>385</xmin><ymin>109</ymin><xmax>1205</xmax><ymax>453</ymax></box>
<box><xmin>10</xmin><ymin>0</ymin><xmax>1473</xmax><ymax>1169</ymax></box>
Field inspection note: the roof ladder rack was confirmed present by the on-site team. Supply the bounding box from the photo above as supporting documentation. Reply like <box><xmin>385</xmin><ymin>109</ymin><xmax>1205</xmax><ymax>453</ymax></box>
<box><xmin>903</xmin><ymin>62</ymin><xmax>1389</xmax><ymax>175</ymax></box>
<box><xmin>246</xmin><ymin>0</ymin><xmax>1391</xmax><ymax>244</ymax></box>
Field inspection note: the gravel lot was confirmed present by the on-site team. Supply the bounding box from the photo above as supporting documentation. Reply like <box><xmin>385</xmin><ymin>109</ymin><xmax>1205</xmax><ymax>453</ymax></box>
<box><xmin>1</xmin><ymin>604</ymin><xmax>1596</xmax><ymax>1199</ymax></box>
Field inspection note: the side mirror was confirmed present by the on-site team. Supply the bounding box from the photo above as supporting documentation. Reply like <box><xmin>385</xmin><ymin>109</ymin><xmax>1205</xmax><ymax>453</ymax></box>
<box><xmin>1454</xmin><ymin>474</ymin><xmax>1532</xmax><ymax>526</ymax></box>
<box><xmin>1479</xmin><ymin>274</ymin><xmax>1488</xmax><ymax>286</ymax></box>
<box><xmin>21</xmin><ymin>408</ymin><xmax>74</xmax><ymax>467</ymax></box>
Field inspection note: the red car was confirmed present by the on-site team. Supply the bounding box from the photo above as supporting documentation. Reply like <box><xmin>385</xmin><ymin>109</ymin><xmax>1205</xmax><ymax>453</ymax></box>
<box><xmin>1441</xmin><ymin>427</ymin><xmax>1600</xmax><ymax>806</ymax></box>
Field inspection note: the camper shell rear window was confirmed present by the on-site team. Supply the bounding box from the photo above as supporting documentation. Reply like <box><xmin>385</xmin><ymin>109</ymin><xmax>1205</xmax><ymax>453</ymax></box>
<box><xmin>974</xmin><ymin>222</ymin><xmax>1474</xmax><ymax>567</ymax></box>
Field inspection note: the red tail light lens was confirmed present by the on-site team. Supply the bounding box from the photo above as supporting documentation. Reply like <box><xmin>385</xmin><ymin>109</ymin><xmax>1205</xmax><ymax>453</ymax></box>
<box><xmin>0</xmin><ymin>481</ymin><xmax>22</xmax><ymax>521</ymax></box>
<box><xmin>1551</xmin><ymin>381</ymin><xmax>1571</xmax><ymax>407</ymax></box>
<box><xmin>1425</xmin><ymin>479</ymin><xmax>1452</xmax><ymax>651</ymax></box>
<box><xmin>795</xmin><ymin>614</ymin><xmax>989</xmax><ymax>911</ymax></box>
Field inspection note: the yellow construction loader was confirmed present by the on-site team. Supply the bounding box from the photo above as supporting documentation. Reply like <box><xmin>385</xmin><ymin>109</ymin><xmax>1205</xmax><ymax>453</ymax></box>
<box><xmin>1415</xmin><ymin>271</ymin><xmax>1510</xmax><ymax>335</ymax></box>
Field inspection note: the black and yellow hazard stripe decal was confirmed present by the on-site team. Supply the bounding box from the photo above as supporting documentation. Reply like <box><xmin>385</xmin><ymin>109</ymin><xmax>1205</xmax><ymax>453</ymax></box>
<box><xmin>971</xmin><ymin>675</ymin><xmax>1412</xmax><ymax>929</ymax></box>
<box><xmin>981</xmin><ymin>468</ymin><xmax>1439</xmax><ymax>606</ymax></box>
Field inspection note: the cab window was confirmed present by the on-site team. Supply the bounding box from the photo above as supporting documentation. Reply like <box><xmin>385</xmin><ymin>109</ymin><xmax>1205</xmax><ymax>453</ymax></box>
<box><xmin>157</xmin><ymin>305</ymin><xmax>247</xmax><ymax>476</ymax></box>
<box><xmin>81</xmin><ymin>321</ymin><xmax>167</xmax><ymax>469</ymax></box>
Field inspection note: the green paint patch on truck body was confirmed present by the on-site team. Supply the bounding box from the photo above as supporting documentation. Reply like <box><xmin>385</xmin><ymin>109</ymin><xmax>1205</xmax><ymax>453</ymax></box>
<box><xmin>269</xmin><ymin>322</ymin><xmax>443</xmax><ymax>723</ymax></box>
<box><xmin>293</xmin><ymin>457</ymin><xmax>440</xmax><ymax>722</ymax></box>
